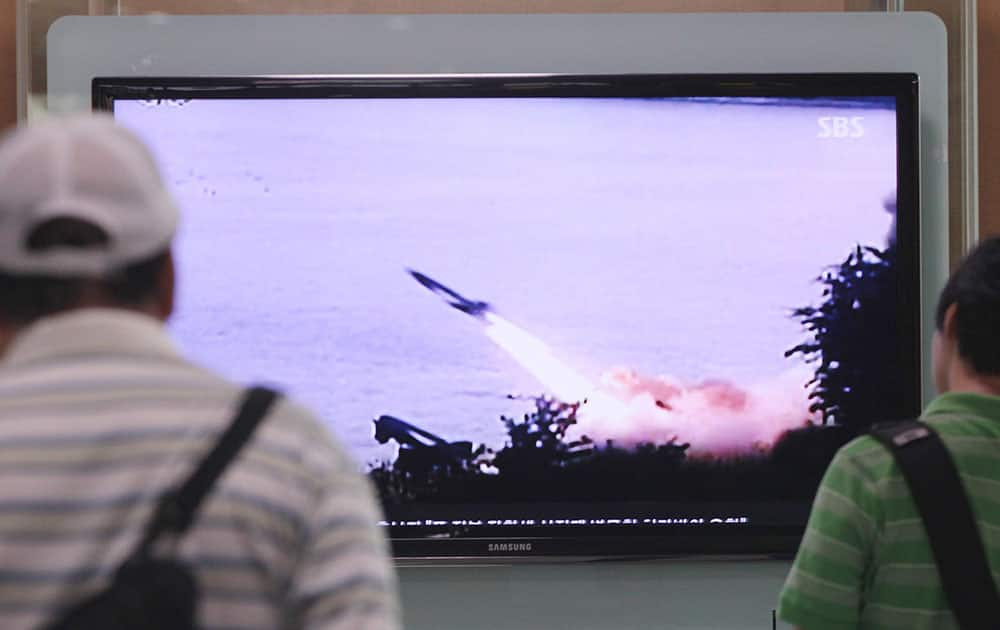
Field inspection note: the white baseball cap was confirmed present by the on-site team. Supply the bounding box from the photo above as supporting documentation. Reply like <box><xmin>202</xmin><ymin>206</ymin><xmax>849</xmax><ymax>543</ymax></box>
<box><xmin>0</xmin><ymin>114</ymin><xmax>178</xmax><ymax>277</ymax></box>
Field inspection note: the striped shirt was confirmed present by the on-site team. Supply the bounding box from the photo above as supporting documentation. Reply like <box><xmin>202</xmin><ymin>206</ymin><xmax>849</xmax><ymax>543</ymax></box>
<box><xmin>0</xmin><ymin>308</ymin><xmax>400</xmax><ymax>630</ymax></box>
<box><xmin>778</xmin><ymin>392</ymin><xmax>1000</xmax><ymax>629</ymax></box>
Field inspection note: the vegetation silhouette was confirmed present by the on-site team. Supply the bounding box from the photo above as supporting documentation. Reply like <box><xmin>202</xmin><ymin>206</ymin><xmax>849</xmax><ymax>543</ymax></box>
<box><xmin>785</xmin><ymin>244</ymin><xmax>902</xmax><ymax>431</ymax></box>
<box><xmin>371</xmin><ymin>394</ymin><xmax>832</xmax><ymax>505</ymax></box>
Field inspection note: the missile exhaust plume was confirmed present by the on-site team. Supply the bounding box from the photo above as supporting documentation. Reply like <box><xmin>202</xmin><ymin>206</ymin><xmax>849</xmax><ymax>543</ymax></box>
<box><xmin>482</xmin><ymin>312</ymin><xmax>595</xmax><ymax>405</ymax></box>
<box><xmin>482</xmin><ymin>312</ymin><xmax>812</xmax><ymax>455</ymax></box>
<box><xmin>408</xmin><ymin>269</ymin><xmax>814</xmax><ymax>455</ymax></box>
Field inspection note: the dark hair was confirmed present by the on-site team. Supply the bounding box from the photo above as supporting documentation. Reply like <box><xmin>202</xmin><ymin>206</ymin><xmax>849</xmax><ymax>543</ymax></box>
<box><xmin>934</xmin><ymin>236</ymin><xmax>1000</xmax><ymax>375</ymax></box>
<box><xmin>0</xmin><ymin>217</ymin><xmax>169</xmax><ymax>325</ymax></box>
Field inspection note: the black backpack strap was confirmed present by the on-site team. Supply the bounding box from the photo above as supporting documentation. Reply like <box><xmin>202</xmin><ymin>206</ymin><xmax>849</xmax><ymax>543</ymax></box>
<box><xmin>135</xmin><ymin>386</ymin><xmax>281</xmax><ymax>556</ymax></box>
<box><xmin>870</xmin><ymin>420</ymin><xmax>1000</xmax><ymax>630</ymax></box>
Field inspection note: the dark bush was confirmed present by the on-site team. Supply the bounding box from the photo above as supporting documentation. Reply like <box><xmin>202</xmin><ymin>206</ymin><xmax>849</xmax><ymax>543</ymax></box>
<box><xmin>786</xmin><ymin>244</ymin><xmax>903</xmax><ymax>432</ymax></box>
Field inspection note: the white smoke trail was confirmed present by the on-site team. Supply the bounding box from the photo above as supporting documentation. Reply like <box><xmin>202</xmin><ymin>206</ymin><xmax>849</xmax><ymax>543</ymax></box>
<box><xmin>481</xmin><ymin>312</ymin><xmax>814</xmax><ymax>455</ymax></box>
<box><xmin>482</xmin><ymin>312</ymin><xmax>595</xmax><ymax>404</ymax></box>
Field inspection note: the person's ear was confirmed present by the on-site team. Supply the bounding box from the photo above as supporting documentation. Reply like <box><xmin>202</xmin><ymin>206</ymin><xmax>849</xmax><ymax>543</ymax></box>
<box><xmin>941</xmin><ymin>302</ymin><xmax>959</xmax><ymax>342</ymax></box>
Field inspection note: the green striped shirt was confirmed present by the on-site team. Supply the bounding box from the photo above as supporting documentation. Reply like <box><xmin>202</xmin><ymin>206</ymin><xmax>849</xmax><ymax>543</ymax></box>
<box><xmin>778</xmin><ymin>392</ymin><xmax>1000</xmax><ymax>629</ymax></box>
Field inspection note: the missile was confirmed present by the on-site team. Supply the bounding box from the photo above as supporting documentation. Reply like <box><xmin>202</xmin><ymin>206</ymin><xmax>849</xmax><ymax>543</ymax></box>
<box><xmin>407</xmin><ymin>269</ymin><xmax>491</xmax><ymax>317</ymax></box>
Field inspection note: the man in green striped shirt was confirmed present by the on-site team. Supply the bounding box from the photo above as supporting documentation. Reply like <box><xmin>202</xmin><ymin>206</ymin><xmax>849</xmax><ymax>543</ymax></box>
<box><xmin>779</xmin><ymin>236</ymin><xmax>1000</xmax><ymax>629</ymax></box>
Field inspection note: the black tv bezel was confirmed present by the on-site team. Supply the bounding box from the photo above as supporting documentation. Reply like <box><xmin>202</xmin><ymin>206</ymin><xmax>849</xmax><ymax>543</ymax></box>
<box><xmin>93</xmin><ymin>73</ymin><xmax>921</xmax><ymax>561</ymax></box>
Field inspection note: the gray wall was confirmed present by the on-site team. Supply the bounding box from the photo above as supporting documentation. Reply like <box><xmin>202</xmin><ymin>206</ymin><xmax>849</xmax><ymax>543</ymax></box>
<box><xmin>399</xmin><ymin>558</ymin><xmax>792</xmax><ymax>629</ymax></box>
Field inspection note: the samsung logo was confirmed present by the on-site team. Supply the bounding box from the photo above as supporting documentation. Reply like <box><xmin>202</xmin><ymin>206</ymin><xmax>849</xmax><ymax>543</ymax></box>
<box><xmin>488</xmin><ymin>543</ymin><xmax>533</xmax><ymax>553</ymax></box>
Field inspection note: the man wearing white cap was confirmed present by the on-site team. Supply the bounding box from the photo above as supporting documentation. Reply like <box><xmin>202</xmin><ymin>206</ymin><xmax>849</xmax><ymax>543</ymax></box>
<box><xmin>0</xmin><ymin>115</ymin><xmax>400</xmax><ymax>629</ymax></box>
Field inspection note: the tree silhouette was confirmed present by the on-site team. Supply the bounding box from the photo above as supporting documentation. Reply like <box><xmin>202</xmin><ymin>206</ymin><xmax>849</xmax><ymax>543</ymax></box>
<box><xmin>786</xmin><ymin>244</ymin><xmax>903</xmax><ymax>431</ymax></box>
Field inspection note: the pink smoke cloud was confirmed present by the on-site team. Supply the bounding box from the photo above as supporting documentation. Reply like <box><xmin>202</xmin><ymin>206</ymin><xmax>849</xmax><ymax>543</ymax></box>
<box><xmin>482</xmin><ymin>313</ymin><xmax>815</xmax><ymax>457</ymax></box>
<box><xmin>567</xmin><ymin>366</ymin><xmax>816</xmax><ymax>456</ymax></box>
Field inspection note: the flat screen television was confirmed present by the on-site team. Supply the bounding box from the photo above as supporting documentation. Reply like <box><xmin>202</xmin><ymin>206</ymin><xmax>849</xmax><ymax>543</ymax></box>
<box><xmin>94</xmin><ymin>73</ymin><xmax>921</xmax><ymax>559</ymax></box>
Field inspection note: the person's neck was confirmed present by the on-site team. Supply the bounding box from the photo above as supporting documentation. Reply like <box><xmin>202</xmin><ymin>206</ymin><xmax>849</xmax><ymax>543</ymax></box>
<box><xmin>0</xmin><ymin>304</ymin><xmax>164</xmax><ymax>361</ymax></box>
<box><xmin>947</xmin><ymin>362</ymin><xmax>1000</xmax><ymax>398</ymax></box>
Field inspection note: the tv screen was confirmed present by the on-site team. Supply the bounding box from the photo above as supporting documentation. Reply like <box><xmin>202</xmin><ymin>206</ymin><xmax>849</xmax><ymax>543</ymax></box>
<box><xmin>95</xmin><ymin>74</ymin><xmax>921</xmax><ymax>558</ymax></box>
